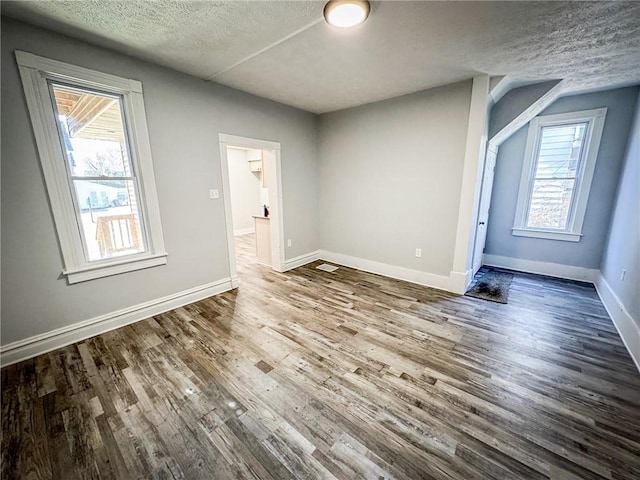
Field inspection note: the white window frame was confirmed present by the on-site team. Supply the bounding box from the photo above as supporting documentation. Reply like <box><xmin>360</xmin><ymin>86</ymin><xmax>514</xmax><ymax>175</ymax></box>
<box><xmin>16</xmin><ymin>51</ymin><xmax>167</xmax><ymax>283</ymax></box>
<box><xmin>512</xmin><ymin>107</ymin><xmax>607</xmax><ymax>242</ymax></box>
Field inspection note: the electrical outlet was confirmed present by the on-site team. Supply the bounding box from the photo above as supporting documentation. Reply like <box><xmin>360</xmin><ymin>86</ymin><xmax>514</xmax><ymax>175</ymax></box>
<box><xmin>209</xmin><ymin>189</ymin><xmax>219</xmax><ymax>199</ymax></box>
<box><xmin>415</xmin><ymin>248</ymin><xmax>422</xmax><ymax>258</ymax></box>
<box><xmin>287</xmin><ymin>239</ymin><xmax>292</xmax><ymax>247</ymax></box>
<box><xmin>621</xmin><ymin>269</ymin><xmax>626</xmax><ymax>281</ymax></box>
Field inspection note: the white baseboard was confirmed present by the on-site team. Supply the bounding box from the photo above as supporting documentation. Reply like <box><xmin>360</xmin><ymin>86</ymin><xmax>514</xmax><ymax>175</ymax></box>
<box><xmin>482</xmin><ymin>254</ymin><xmax>638</xmax><ymax>372</ymax></box>
<box><xmin>483</xmin><ymin>254</ymin><xmax>600</xmax><ymax>283</ymax></box>
<box><xmin>449</xmin><ymin>269</ymin><xmax>474</xmax><ymax>294</ymax></box>
<box><xmin>594</xmin><ymin>274</ymin><xmax>640</xmax><ymax>372</ymax></box>
<box><xmin>234</xmin><ymin>227</ymin><xmax>255</xmax><ymax>236</ymax></box>
<box><xmin>282</xmin><ymin>250</ymin><xmax>321</xmax><ymax>272</ymax></box>
<box><xmin>0</xmin><ymin>278</ymin><xmax>235</xmax><ymax>367</ymax></box>
<box><xmin>318</xmin><ymin>250</ymin><xmax>453</xmax><ymax>292</ymax></box>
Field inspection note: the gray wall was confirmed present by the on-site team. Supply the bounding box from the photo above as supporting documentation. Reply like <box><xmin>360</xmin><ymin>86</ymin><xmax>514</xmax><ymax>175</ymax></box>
<box><xmin>601</xmin><ymin>90</ymin><xmax>640</xmax><ymax>324</ymax></box>
<box><xmin>227</xmin><ymin>148</ymin><xmax>262</xmax><ymax>234</ymax></box>
<box><xmin>318</xmin><ymin>81</ymin><xmax>472</xmax><ymax>277</ymax></box>
<box><xmin>1</xmin><ymin>18</ymin><xmax>318</xmax><ymax>345</ymax></box>
<box><xmin>485</xmin><ymin>86</ymin><xmax>639</xmax><ymax>268</ymax></box>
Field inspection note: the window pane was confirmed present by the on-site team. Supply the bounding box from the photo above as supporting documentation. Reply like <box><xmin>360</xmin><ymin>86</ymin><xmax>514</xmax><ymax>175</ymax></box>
<box><xmin>51</xmin><ymin>84</ymin><xmax>130</xmax><ymax>177</ymax></box>
<box><xmin>525</xmin><ymin>122</ymin><xmax>586</xmax><ymax>230</ymax></box>
<box><xmin>526</xmin><ymin>178</ymin><xmax>575</xmax><ymax>229</ymax></box>
<box><xmin>535</xmin><ymin>123</ymin><xmax>586</xmax><ymax>179</ymax></box>
<box><xmin>74</xmin><ymin>180</ymin><xmax>146</xmax><ymax>261</ymax></box>
<box><xmin>50</xmin><ymin>83</ymin><xmax>147</xmax><ymax>262</ymax></box>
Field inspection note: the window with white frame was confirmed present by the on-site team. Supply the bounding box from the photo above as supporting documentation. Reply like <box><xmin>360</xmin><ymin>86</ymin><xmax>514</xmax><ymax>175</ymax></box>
<box><xmin>512</xmin><ymin>108</ymin><xmax>607</xmax><ymax>242</ymax></box>
<box><xmin>16</xmin><ymin>51</ymin><xmax>167</xmax><ymax>283</ymax></box>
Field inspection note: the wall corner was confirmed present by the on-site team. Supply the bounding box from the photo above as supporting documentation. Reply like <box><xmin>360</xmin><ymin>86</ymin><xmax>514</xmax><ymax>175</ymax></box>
<box><xmin>451</xmin><ymin>75</ymin><xmax>491</xmax><ymax>277</ymax></box>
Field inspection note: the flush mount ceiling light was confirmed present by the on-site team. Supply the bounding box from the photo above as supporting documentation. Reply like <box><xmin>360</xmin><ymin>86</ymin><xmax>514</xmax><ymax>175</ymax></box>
<box><xmin>324</xmin><ymin>0</ymin><xmax>370</xmax><ymax>28</ymax></box>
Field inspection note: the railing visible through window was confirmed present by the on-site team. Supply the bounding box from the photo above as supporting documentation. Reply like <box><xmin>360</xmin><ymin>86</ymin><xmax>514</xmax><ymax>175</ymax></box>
<box><xmin>17</xmin><ymin>51</ymin><xmax>167</xmax><ymax>283</ymax></box>
<box><xmin>50</xmin><ymin>83</ymin><xmax>146</xmax><ymax>261</ymax></box>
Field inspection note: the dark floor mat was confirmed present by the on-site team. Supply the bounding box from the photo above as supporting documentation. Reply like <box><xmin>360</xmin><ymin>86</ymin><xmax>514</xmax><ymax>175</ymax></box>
<box><xmin>465</xmin><ymin>269</ymin><xmax>513</xmax><ymax>304</ymax></box>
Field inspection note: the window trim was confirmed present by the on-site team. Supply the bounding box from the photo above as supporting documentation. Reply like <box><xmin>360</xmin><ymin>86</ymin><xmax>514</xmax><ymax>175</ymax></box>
<box><xmin>512</xmin><ymin>108</ymin><xmax>607</xmax><ymax>242</ymax></box>
<box><xmin>16</xmin><ymin>51</ymin><xmax>167</xmax><ymax>283</ymax></box>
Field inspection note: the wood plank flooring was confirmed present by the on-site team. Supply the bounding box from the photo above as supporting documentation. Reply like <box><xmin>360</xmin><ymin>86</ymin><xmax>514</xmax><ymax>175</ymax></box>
<box><xmin>2</xmin><ymin>233</ymin><xmax>640</xmax><ymax>479</ymax></box>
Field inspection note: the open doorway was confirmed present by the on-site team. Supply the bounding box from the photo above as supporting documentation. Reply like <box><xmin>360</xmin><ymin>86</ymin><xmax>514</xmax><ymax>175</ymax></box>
<box><xmin>218</xmin><ymin>134</ymin><xmax>284</xmax><ymax>287</ymax></box>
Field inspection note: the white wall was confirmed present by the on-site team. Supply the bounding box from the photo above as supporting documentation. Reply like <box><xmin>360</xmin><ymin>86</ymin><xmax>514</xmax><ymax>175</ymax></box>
<box><xmin>600</xmin><ymin>89</ymin><xmax>640</xmax><ymax>324</ymax></box>
<box><xmin>318</xmin><ymin>81</ymin><xmax>472</xmax><ymax>279</ymax></box>
<box><xmin>1</xmin><ymin>18</ymin><xmax>318</xmax><ymax>346</ymax></box>
<box><xmin>227</xmin><ymin>147</ymin><xmax>261</xmax><ymax>234</ymax></box>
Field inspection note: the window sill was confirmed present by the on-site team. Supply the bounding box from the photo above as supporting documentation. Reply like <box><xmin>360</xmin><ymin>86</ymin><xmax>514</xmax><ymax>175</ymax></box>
<box><xmin>511</xmin><ymin>228</ymin><xmax>582</xmax><ymax>242</ymax></box>
<box><xmin>63</xmin><ymin>252</ymin><xmax>168</xmax><ymax>284</ymax></box>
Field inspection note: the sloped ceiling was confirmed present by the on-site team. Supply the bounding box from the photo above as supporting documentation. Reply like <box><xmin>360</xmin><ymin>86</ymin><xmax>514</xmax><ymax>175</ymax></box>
<box><xmin>3</xmin><ymin>1</ymin><xmax>640</xmax><ymax>113</ymax></box>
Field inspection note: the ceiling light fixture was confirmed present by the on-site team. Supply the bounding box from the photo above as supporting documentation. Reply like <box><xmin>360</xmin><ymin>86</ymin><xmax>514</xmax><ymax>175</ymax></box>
<box><xmin>324</xmin><ymin>0</ymin><xmax>370</xmax><ymax>28</ymax></box>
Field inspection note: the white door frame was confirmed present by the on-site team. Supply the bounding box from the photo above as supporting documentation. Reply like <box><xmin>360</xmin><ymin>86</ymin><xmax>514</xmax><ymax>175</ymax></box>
<box><xmin>218</xmin><ymin>133</ymin><xmax>285</xmax><ymax>287</ymax></box>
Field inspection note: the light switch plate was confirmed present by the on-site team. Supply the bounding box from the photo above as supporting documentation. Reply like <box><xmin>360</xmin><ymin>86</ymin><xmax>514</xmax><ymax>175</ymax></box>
<box><xmin>209</xmin><ymin>189</ymin><xmax>219</xmax><ymax>199</ymax></box>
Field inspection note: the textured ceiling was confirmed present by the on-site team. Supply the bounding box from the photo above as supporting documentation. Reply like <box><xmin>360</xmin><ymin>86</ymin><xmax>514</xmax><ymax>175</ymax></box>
<box><xmin>3</xmin><ymin>1</ymin><xmax>640</xmax><ymax>113</ymax></box>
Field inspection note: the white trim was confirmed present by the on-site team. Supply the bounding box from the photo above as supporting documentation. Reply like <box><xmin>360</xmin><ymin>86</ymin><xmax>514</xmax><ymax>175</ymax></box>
<box><xmin>489</xmin><ymin>76</ymin><xmax>509</xmax><ymax>106</ymax></box>
<box><xmin>511</xmin><ymin>228</ymin><xmax>581</xmax><ymax>242</ymax></box>
<box><xmin>512</xmin><ymin>108</ymin><xmax>607</xmax><ymax>241</ymax></box>
<box><xmin>489</xmin><ymin>81</ymin><xmax>564</xmax><ymax>147</ymax></box>
<box><xmin>218</xmin><ymin>133</ymin><xmax>280</xmax><ymax>151</ymax></box>
<box><xmin>15</xmin><ymin>51</ymin><xmax>166</xmax><ymax>283</ymax></box>
<box><xmin>488</xmin><ymin>77</ymin><xmax>557</xmax><ymax>107</ymax></box>
<box><xmin>218</xmin><ymin>134</ymin><xmax>285</xmax><ymax>276</ymax></box>
<box><xmin>282</xmin><ymin>250</ymin><xmax>321</xmax><ymax>272</ymax></box>
<box><xmin>451</xmin><ymin>75</ymin><xmax>490</xmax><ymax>291</ymax></box>
<box><xmin>0</xmin><ymin>278</ymin><xmax>234</xmax><ymax>367</ymax></box>
<box><xmin>218</xmin><ymin>140</ymin><xmax>238</xmax><ymax>282</ymax></box>
<box><xmin>234</xmin><ymin>227</ymin><xmax>255</xmax><ymax>236</ymax></box>
<box><xmin>449</xmin><ymin>269</ymin><xmax>474</xmax><ymax>294</ymax></box>
<box><xmin>126</xmin><ymin>74</ymin><xmax>166</xmax><ymax>256</ymax></box>
<box><xmin>594</xmin><ymin>274</ymin><xmax>640</xmax><ymax>372</ymax></box>
<box><xmin>482</xmin><ymin>254</ymin><xmax>599</xmax><ymax>283</ymax></box>
<box><xmin>267</xmin><ymin>149</ymin><xmax>285</xmax><ymax>273</ymax></box>
<box><xmin>319</xmin><ymin>250</ymin><xmax>454</xmax><ymax>292</ymax></box>
<box><xmin>468</xmin><ymin>80</ymin><xmax>565</xmax><ymax>285</ymax></box>
<box><xmin>480</xmin><ymin>256</ymin><xmax>639</xmax><ymax>372</ymax></box>
<box><xmin>529</xmin><ymin>108</ymin><xmax>607</xmax><ymax>125</ymax></box>
<box><xmin>16</xmin><ymin>51</ymin><xmax>137</xmax><ymax>93</ymax></box>
<box><xmin>65</xmin><ymin>252</ymin><xmax>168</xmax><ymax>284</ymax></box>
<box><xmin>17</xmin><ymin>59</ymin><xmax>82</xmax><ymax>270</ymax></box>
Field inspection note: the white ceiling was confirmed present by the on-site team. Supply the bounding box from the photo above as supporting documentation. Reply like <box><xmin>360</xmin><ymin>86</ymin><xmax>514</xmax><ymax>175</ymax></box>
<box><xmin>3</xmin><ymin>1</ymin><xmax>640</xmax><ymax>113</ymax></box>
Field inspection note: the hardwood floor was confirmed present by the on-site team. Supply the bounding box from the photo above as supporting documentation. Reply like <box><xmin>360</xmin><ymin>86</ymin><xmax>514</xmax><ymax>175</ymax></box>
<box><xmin>2</xmin><ymin>234</ymin><xmax>640</xmax><ymax>479</ymax></box>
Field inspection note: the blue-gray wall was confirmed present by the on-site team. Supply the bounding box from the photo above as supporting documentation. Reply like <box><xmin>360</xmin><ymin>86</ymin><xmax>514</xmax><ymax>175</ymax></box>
<box><xmin>601</xmin><ymin>89</ymin><xmax>640</xmax><ymax>324</ymax></box>
<box><xmin>489</xmin><ymin>80</ymin><xmax>559</xmax><ymax>139</ymax></box>
<box><xmin>485</xmin><ymin>86</ymin><xmax>639</xmax><ymax>269</ymax></box>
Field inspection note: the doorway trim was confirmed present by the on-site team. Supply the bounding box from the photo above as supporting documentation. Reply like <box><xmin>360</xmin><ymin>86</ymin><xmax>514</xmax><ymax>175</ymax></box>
<box><xmin>218</xmin><ymin>133</ymin><xmax>284</xmax><ymax>287</ymax></box>
<box><xmin>450</xmin><ymin>75</ymin><xmax>490</xmax><ymax>294</ymax></box>
<box><xmin>468</xmin><ymin>80</ymin><xmax>565</xmax><ymax>279</ymax></box>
